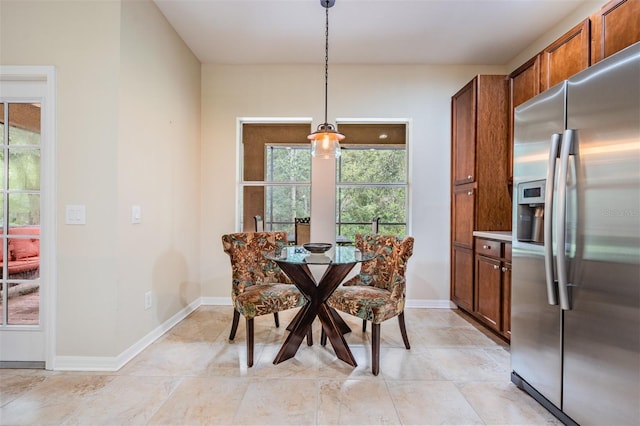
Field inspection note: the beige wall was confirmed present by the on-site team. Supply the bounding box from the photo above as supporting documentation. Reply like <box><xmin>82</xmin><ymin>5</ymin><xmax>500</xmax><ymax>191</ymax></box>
<box><xmin>117</xmin><ymin>0</ymin><xmax>201</xmax><ymax>355</ymax></box>
<box><xmin>0</xmin><ymin>0</ymin><xmax>201</xmax><ymax>360</ymax></box>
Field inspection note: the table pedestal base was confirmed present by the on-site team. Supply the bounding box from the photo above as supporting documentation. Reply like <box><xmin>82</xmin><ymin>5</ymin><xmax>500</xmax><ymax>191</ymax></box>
<box><xmin>274</xmin><ymin>262</ymin><xmax>357</xmax><ymax>367</ymax></box>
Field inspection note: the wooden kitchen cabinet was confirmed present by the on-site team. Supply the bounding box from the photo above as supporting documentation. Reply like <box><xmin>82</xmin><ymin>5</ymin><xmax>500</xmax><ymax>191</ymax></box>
<box><xmin>450</xmin><ymin>75</ymin><xmax>512</xmax><ymax>320</ymax></box>
<box><xmin>540</xmin><ymin>19</ymin><xmax>591</xmax><ymax>91</ymax></box>
<box><xmin>451</xmin><ymin>79</ymin><xmax>477</xmax><ymax>186</ymax></box>
<box><xmin>475</xmin><ymin>254</ymin><xmax>501</xmax><ymax>329</ymax></box>
<box><xmin>474</xmin><ymin>237</ymin><xmax>512</xmax><ymax>341</ymax></box>
<box><xmin>591</xmin><ymin>0</ymin><xmax>640</xmax><ymax>64</ymax></box>
<box><xmin>451</xmin><ymin>75</ymin><xmax>509</xmax><ymax>189</ymax></box>
<box><xmin>509</xmin><ymin>55</ymin><xmax>541</xmax><ymax>109</ymax></box>
<box><xmin>452</xmin><ymin>246</ymin><xmax>474</xmax><ymax>312</ymax></box>
<box><xmin>452</xmin><ymin>184</ymin><xmax>475</xmax><ymax>248</ymax></box>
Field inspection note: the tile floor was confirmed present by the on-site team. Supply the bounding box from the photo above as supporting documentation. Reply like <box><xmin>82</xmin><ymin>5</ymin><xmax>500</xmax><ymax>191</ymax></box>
<box><xmin>0</xmin><ymin>306</ymin><xmax>561</xmax><ymax>425</ymax></box>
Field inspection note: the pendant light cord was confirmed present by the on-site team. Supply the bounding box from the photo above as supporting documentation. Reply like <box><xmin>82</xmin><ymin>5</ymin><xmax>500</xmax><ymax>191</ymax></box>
<box><xmin>324</xmin><ymin>1</ymin><xmax>329</xmax><ymax>126</ymax></box>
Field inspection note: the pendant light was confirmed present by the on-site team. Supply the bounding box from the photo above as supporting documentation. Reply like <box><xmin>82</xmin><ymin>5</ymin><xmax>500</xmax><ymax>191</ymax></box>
<box><xmin>308</xmin><ymin>0</ymin><xmax>344</xmax><ymax>159</ymax></box>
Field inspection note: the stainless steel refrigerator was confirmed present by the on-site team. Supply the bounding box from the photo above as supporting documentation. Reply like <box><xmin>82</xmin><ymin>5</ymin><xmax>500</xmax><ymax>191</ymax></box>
<box><xmin>511</xmin><ymin>42</ymin><xmax>639</xmax><ymax>425</ymax></box>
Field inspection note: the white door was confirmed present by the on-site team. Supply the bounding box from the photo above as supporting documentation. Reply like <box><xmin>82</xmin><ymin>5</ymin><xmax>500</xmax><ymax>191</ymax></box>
<box><xmin>0</xmin><ymin>67</ymin><xmax>55</xmax><ymax>368</ymax></box>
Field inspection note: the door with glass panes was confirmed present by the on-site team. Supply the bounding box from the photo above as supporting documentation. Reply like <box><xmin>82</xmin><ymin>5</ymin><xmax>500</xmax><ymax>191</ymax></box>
<box><xmin>0</xmin><ymin>75</ymin><xmax>47</xmax><ymax>366</ymax></box>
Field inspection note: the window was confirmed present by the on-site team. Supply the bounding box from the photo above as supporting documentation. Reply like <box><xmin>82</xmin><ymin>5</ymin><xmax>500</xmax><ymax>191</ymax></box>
<box><xmin>240</xmin><ymin>123</ymin><xmax>311</xmax><ymax>236</ymax></box>
<box><xmin>335</xmin><ymin>123</ymin><xmax>408</xmax><ymax>240</ymax></box>
<box><xmin>239</xmin><ymin>121</ymin><xmax>408</xmax><ymax>241</ymax></box>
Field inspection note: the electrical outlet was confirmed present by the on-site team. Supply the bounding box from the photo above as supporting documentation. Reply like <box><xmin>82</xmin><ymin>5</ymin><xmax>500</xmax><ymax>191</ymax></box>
<box><xmin>144</xmin><ymin>291</ymin><xmax>152</xmax><ymax>310</ymax></box>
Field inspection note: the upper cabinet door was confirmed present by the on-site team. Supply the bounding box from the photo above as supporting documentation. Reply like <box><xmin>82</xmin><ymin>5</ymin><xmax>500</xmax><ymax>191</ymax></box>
<box><xmin>510</xmin><ymin>55</ymin><xmax>541</xmax><ymax>109</ymax></box>
<box><xmin>540</xmin><ymin>19</ymin><xmax>591</xmax><ymax>91</ymax></box>
<box><xmin>451</xmin><ymin>78</ymin><xmax>477</xmax><ymax>186</ymax></box>
<box><xmin>591</xmin><ymin>0</ymin><xmax>640</xmax><ymax>64</ymax></box>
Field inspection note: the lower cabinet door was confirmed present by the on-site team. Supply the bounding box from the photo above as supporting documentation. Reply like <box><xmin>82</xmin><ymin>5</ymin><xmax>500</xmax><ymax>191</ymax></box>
<box><xmin>452</xmin><ymin>246</ymin><xmax>474</xmax><ymax>312</ymax></box>
<box><xmin>475</xmin><ymin>255</ymin><xmax>501</xmax><ymax>330</ymax></box>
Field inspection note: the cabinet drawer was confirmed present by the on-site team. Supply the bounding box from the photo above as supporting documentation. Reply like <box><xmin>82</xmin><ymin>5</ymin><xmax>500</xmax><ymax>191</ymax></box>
<box><xmin>475</xmin><ymin>238</ymin><xmax>501</xmax><ymax>258</ymax></box>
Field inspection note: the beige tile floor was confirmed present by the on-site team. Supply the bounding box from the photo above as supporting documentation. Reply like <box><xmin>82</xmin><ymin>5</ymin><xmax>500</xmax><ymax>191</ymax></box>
<box><xmin>0</xmin><ymin>306</ymin><xmax>561</xmax><ymax>425</ymax></box>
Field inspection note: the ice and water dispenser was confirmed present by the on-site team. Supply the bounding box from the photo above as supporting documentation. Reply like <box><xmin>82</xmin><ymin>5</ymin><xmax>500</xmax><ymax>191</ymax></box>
<box><xmin>517</xmin><ymin>179</ymin><xmax>545</xmax><ymax>243</ymax></box>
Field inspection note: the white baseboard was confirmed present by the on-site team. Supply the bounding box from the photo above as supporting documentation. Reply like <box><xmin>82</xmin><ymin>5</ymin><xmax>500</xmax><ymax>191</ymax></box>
<box><xmin>52</xmin><ymin>296</ymin><xmax>453</xmax><ymax>371</ymax></box>
<box><xmin>53</xmin><ymin>298</ymin><xmax>201</xmax><ymax>371</ymax></box>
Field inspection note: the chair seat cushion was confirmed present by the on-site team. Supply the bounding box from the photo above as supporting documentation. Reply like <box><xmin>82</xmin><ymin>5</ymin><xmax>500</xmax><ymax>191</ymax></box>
<box><xmin>328</xmin><ymin>285</ymin><xmax>402</xmax><ymax>324</ymax></box>
<box><xmin>234</xmin><ymin>283</ymin><xmax>306</xmax><ymax>319</ymax></box>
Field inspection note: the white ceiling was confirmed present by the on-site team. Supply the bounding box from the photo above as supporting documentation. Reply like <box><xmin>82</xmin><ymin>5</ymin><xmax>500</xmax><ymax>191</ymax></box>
<box><xmin>153</xmin><ymin>0</ymin><xmax>587</xmax><ymax>65</ymax></box>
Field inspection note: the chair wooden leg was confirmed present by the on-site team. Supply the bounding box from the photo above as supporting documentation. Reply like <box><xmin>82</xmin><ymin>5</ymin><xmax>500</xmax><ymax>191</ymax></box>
<box><xmin>273</xmin><ymin>312</ymin><xmax>280</xmax><ymax>328</ymax></box>
<box><xmin>246</xmin><ymin>318</ymin><xmax>254</xmax><ymax>367</ymax></box>
<box><xmin>307</xmin><ymin>325</ymin><xmax>313</xmax><ymax>346</ymax></box>
<box><xmin>362</xmin><ymin>319</ymin><xmax>367</xmax><ymax>332</ymax></box>
<box><xmin>372</xmin><ymin>323</ymin><xmax>380</xmax><ymax>376</ymax></box>
<box><xmin>229</xmin><ymin>310</ymin><xmax>240</xmax><ymax>340</ymax></box>
<box><xmin>398</xmin><ymin>312</ymin><xmax>411</xmax><ymax>349</ymax></box>
<box><xmin>320</xmin><ymin>327</ymin><xmax>327</xmax><ymax>346</ymax></box>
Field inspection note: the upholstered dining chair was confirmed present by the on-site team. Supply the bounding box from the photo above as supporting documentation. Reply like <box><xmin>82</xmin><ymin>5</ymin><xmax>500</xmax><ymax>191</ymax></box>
<box><xmin>323</xmin><ymin>233</ymin><xmax>414</xmax><ymax>375</ymax></box>
<box><xmin>221</xmin><ymin>232</ymin><xmax>307</xmax><ymax>367</ymax></box>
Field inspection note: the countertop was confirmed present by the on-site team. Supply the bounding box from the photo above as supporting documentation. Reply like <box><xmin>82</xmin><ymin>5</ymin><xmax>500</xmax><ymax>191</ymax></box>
<box><xmin>472</xmin><ymin>230</ymin><xmax>512</xmax><ymax>243</ymax></box>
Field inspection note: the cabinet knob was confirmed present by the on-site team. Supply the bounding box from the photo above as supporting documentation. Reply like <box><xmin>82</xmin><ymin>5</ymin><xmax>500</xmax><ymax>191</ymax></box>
<box><xmin>502</xmin><ymin>267</ymin><xmax>508</xmax><ymax>272</ymax></box>
<box><xmin>483</xmin><ymin>244</ymin><xmax>490</xmax><ymax>249</ymax></box>
<box><xmin>493</xmin><ymin>264</ymin><xmax>499</xmax><ymax>270</ymax></box>
<box><xmin>467</xmin><ymin>175</ymin><xmax>473</xmax><ymax>180</ymax></box>
<box><xmin>467</xmin><ymin>191</ymin><xmax>473</xmax><ymax>196</ymax></box>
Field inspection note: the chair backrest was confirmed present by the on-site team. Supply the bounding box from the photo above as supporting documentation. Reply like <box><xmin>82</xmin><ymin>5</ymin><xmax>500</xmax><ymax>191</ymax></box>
<box><xmin>254</xmin><ymin>215</ymin><xmax>264</xmax><ymax>232</ymax></box>
<box><xmin>294</xmin><ymin>217</ymin><xmax>311</xmax><ymax>245</ymax></box>
<box><xmin>221</xmin><ymin>232</ymin><xmax>291</xmax><ymax>297</ymax></box>
<box><xmin>352</xmin><ymin>234</ymin><xmax>414</xmax><ymax>293</ymax></box>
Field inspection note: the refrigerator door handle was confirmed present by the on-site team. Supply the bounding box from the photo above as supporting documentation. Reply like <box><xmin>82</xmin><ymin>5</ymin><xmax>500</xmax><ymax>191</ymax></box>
<box><xmin>556</xmin><ymin>129</ymin><xmax>575</xmax><ymax>311</ymax></box>
<box><xmin>544</xmin><ymin>133</ymin><xmax>562</xmax><ymax>305</ymax></box>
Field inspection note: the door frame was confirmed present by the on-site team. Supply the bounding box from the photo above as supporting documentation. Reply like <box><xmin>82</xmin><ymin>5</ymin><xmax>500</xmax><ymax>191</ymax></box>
<box><xmin>0</xmin><ymin>66</ymin><xmax>57</xmax><ymax>369</ymax></box>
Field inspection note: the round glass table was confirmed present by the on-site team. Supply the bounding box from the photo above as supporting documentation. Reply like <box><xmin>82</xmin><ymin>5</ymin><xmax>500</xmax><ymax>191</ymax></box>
<box><xmin>264</xmin><ymin>245</ymin><xmax>374</xmax><ymax>366</ymax></box>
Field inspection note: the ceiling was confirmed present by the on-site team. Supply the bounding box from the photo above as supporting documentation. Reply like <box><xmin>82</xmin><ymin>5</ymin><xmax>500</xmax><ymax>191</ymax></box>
<box><xmin>153</xmin><ymin>0</ymin><xmax>588</xmax><ymax>65</ymax></box>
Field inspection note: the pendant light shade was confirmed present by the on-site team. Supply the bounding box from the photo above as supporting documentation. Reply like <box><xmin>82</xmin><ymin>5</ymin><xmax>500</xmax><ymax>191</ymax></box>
<box><xmin>308</xmin><ymin>123</ymin><xmax>344</xmax><ymax>159</ymax></box>
<box><xmin>309</xmin><ymin>0</ymin><xmax>344</xmax><ymax>159</ymax></box>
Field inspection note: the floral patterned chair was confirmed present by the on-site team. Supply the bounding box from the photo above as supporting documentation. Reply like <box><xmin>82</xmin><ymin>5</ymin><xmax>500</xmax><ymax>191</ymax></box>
<box><xmin>324</xmin><ymin>233</ymin><xmax>414</xmax><ymax>375</ymax></box>
<box><xmin>221</xmin><ymin>232</ymin><xmax>307</xmax><ymax>367</ymax></box>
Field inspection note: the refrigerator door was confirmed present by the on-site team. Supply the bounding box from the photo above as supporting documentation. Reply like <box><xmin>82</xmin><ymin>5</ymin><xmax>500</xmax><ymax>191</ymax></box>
<box><xmin>563</xmin><ymin>43</ymin><xmax>640</xmax><ymax>425</ymax></box>
<box><xmin>511</xmin><ymin>82</ymin><xmax>566</xmax><ymax>409</ymax></box>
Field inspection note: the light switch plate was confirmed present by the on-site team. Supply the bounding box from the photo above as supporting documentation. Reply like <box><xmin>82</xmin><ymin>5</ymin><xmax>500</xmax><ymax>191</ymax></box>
<box><xmin>65</xmin><ymin>205</ymin><xmax>86</xmax><ymax>225</ymax></box>
<box><xmin>132</xmin><ymin>205</ymin><xmax>141</xmax><ymax>224</ymax></box>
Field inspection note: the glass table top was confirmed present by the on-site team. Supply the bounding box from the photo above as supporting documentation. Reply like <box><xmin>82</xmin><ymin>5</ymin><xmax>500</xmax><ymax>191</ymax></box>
<box><xmin>264</xmin><ymin>245</ymin><xmax>374</xmax><ymax>265</ymax></box>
